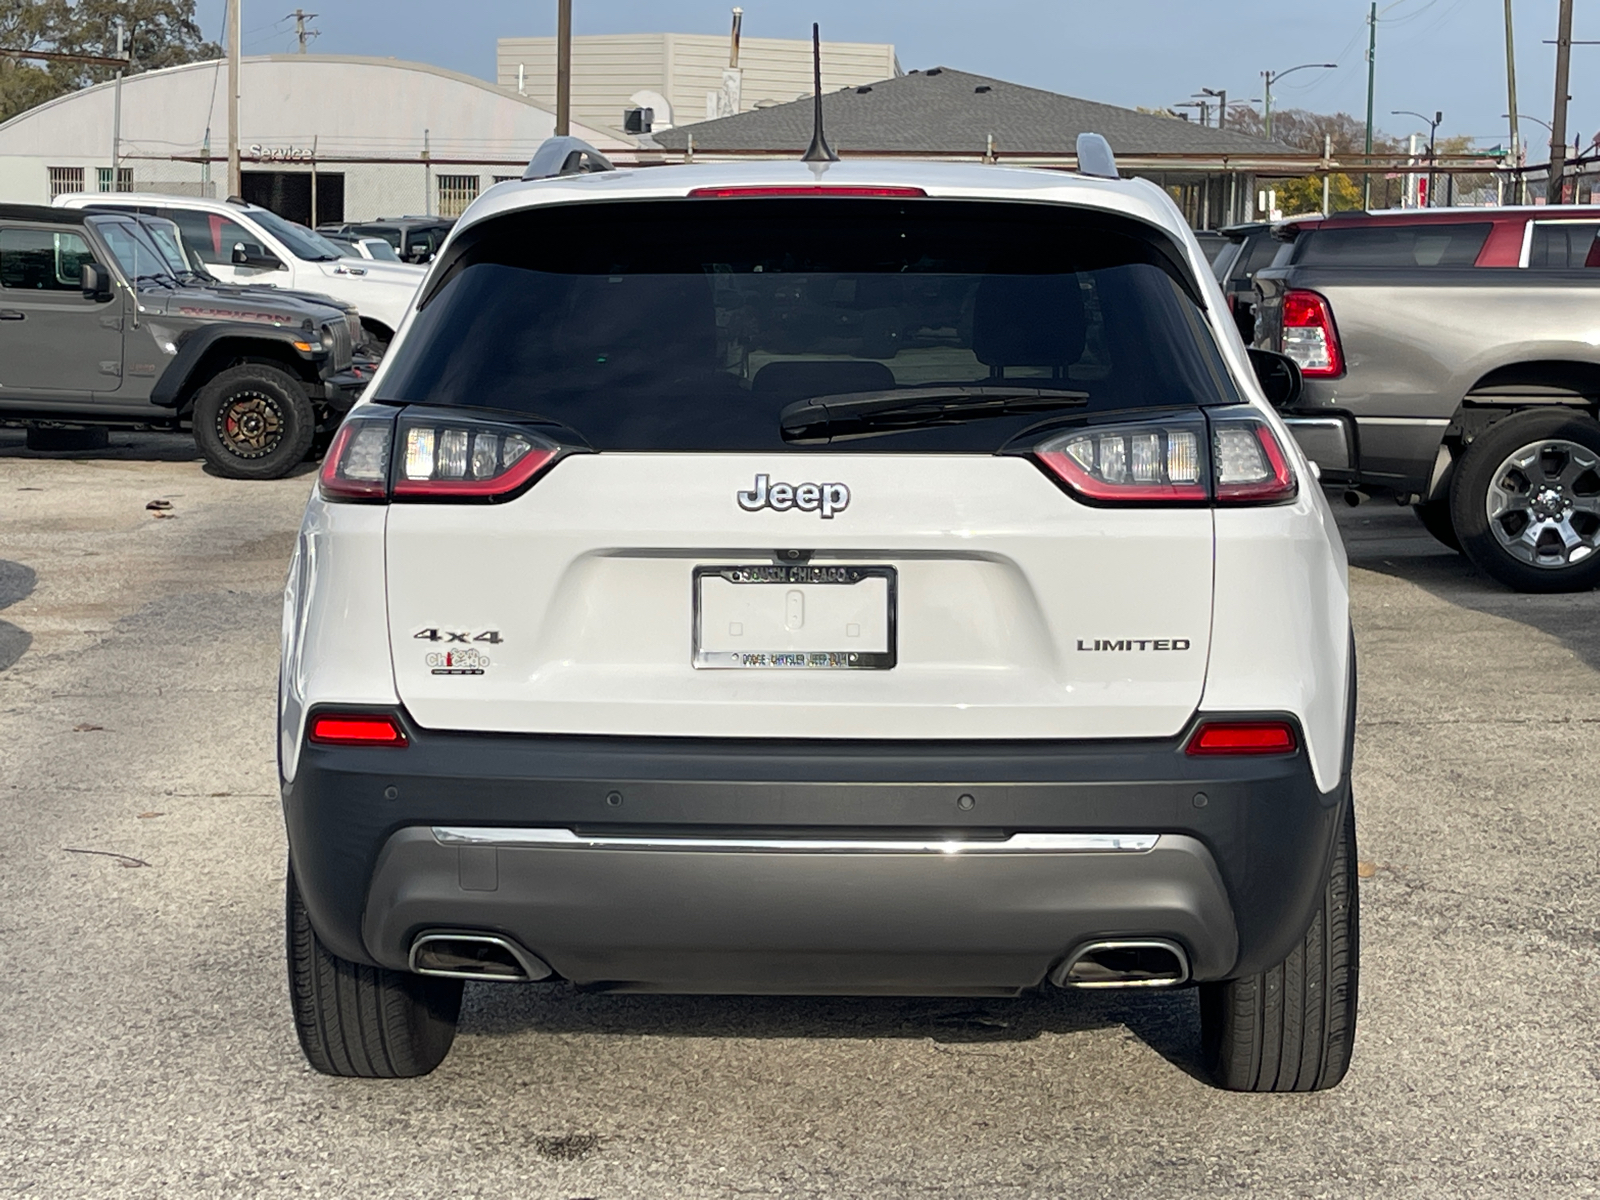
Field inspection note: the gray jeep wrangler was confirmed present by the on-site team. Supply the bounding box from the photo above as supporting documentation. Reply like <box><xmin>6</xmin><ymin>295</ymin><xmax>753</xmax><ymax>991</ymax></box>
<box><xmin>0</xmin><ymin>203</ymin><xmax>369</xmax><ymax>479</ymax></box>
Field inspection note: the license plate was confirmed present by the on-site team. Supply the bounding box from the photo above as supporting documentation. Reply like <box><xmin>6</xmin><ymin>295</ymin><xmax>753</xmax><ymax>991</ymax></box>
<box><xmin>693</xmin><ymin>565</ymin><xmax>896</xmax><ymax>669</ymax></box>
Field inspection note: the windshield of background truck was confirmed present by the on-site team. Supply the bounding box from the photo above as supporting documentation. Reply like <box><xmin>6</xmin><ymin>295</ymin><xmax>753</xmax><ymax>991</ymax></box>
<box><xmin>376</xmin><ymin>199</ymin><xmax>1240</xmax><ymax>452</ymax></box>
<box><xmin>248</xmin><ymin>208</ymin><xmax>344</xmax><ymax>261</ymax></box>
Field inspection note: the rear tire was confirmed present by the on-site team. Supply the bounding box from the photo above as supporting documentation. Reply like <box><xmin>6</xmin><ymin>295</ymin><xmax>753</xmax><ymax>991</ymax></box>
<box><xmin>1450</xmin><ymin>409</ymin><xmax>1600</xmax><ymax>593</ymax></box>
<box><xmin>1412</xmin><ymin>496</ymin><xmax>1461</xmax><ymax>552</ymax></box>
<box><xmin>286</xmin><ymin>866</ymin><xmax>463</xmax><ymax>1078</ymax></box>
<box><xmin>192</xmin><ymin>364</ymin><xmax>316</xmax><ymax>480</ymax></box>
<box><xmin>1200</xmin><ymin>799</ymin><xmax>1359</xmax><ymax>1092</ymax></box>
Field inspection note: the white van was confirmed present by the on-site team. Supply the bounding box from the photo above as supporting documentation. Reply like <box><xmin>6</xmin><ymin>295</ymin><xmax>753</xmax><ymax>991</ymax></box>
<box><xmin>54</xmin><ymin>193</ymin><xmax>425</xmax><ymax>349</ymax></box>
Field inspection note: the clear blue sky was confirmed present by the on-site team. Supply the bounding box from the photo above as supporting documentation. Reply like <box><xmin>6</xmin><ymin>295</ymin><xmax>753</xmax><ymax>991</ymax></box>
<box><xmin>220</xmin><ymin>1</ymin><xmax>1595</xmax><ymax>153</ymax></box>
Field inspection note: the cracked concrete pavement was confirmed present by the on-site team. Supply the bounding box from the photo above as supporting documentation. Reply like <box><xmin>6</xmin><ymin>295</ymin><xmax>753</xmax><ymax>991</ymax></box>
<box><xmin>1</xmin><ymin>431</ymin><xmax>1596</xmax><ymax>1198</ymax></box>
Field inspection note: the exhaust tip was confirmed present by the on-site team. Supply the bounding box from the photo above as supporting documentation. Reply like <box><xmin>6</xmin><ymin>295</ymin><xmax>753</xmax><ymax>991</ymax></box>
<box><xmin>409</xmin><ymin>932</ymin><xmax>553</xmax><ymax>982</ymax></box>
<box><xmin>1052</xmin><ymin>939</ymin><xmax>1190</xmax><ymax>989</ymax></box>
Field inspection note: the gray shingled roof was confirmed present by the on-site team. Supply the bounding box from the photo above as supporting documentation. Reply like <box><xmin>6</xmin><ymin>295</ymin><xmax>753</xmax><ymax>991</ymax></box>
<box><xmin>653</xmin><ymin>67</ymin><xmax>1283</xmax><ymax>158</ymax></box>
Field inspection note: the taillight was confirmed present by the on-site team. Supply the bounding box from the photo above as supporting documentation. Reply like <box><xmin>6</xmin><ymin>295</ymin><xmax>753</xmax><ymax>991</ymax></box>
<box><xmin>319</xmin><ymin>417</ymin><xmax>392</xmax><ymax>501</ymax></box>
<box><xmin>308</xmin><ymin>713</ymin><xmax>408</xmax><ymax>747</ymax></box>
<box><xmin>393</xmin><ymin>415</ymin><xmax>558</xmax><ymax>500</ymax></box>
<box><xmin>318</xmin><ymin>409</ymin><xmax>565</xmax><ymax>504</ymax></box>
<box><xmin>1209</xmin><ymin>414</ymin><xmax>1296</xmax><ymax>504</ymax></box>
<box><xmin>1186</xmin><ymin>720</ymin><xmax>1297</xmax><ymax>756</ymax></box>
<box><xmin>1033</xmin><ymin>409</ymin><xmax>1295</xmax><ymax>506</ymax></box>
<box><xmin>1036</xmin><ymin>416</ymin><xmax>1208</xmax><ymax>503</ymax></box>
<box><xmin>1280</xmin><ymin>289</ymin><xmax>1343</xmax><ymax>378</ymax></box>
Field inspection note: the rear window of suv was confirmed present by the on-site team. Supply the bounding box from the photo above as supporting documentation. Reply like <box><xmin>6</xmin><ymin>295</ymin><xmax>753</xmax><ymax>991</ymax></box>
<box><xmin>375</xmin><ymin>198</ymin><xmax>1240</xmax><ymax>452</ymax></box>
<box><xmin>1293</xmin><ymin>221</ymin><xmax>1492</xmax><ymax>268</ymax></box>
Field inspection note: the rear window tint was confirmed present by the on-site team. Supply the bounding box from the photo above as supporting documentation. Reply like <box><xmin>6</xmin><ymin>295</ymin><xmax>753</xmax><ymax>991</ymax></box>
<box><xmin>1236</xmin><ymin>233</ymin><xmax>1285</xmax><ymax>278</ymax></box>
<box><xmin>1528</xmin><ymin>222</ymin><xmax>1600</xmax><ymax>268</ymax></box>
<box><xmin>376</xmin><ymin>199</ymin><xmax>1239</xmax><ymax>453</ymax></box>
<box><xmin>1294</xmin><ymin>222</ymin><xmax>1491</xmax><ymax>267</ymax></box>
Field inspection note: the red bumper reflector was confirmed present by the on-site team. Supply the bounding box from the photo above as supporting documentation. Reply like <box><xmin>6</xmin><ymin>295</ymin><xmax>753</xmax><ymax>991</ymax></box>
<box><xmin>308</xmin><ymin>714</ymin><xmax>409</xmax><ymax>747</ymax></box>
<box><xmin>1185</xmin><ymin>721</ymin><xmax>1297</xmax><ymax>756</ymax></box>
<box><xmin>687</xmin><ymin>185</ymin><xmax>928</xmax><ymax>198</ymax></box>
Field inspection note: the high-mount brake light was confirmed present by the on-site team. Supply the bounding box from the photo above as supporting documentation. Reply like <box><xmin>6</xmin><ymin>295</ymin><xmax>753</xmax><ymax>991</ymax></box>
<box><xmin>1034</xmin><ymin>410</ymin><xmax>1296</xmax><ymax>506</ymax></box>
<box><xmin>318</xmin><ymin>418</ymin><xmax>392</xmax><ymax>501</ymax></box>
<box><xmin>308</xmin><ymin>713</ymin><xmax>408</xmax><ymax>747</ymax></box>
<box><xmin>393</xmin><ymin>419</ymin><xmax>559</xmax><ymax>499</ymax></box>
<box><xmin>1280</xmin><ymin>289</ymin><xmax>1343</xmax><ymax>378</ymax></box>
<box><xmin>1186</xmin><ymin>720</ymin><xmax>1298</xmax><ymax>756</ymax></box>
<box><xmin>1035</xmin><ymin>417</ymin><xmax>1209</xmax><ymax>503</ymax></box>
<box><xmin>687</xmin><ymin>185</ymin><xmax>928</xmax><ymax>199</ymax></box>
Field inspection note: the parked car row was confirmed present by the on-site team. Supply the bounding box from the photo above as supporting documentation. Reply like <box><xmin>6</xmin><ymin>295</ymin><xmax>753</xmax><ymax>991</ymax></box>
<box><xmin>1215</xmin><ymin>204</ymin><xmax>1600</xmax><ymax>592</ymax></box>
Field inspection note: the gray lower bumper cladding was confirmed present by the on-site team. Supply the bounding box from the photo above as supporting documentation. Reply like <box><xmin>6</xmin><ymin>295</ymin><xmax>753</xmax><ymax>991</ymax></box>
<box><xmin>362</xmin><ymin>827</ymin><xmax>1238</xmax><ymax>995</ymax></box>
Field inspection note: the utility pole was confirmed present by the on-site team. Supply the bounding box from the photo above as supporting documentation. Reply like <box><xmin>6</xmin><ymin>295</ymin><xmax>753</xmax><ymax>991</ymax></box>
<box><xmin>288</xmin><ymin>9</ymin><xmax>318</xmax><ymax>54</ymax></box>
<box><xmin>1363</xmin><ymin>2</ymin><xmax>1376</xmax><ymax>209</ymax></box>
<box><xmin>111</xmin><ymin>18</ymin><xmax>125</xmax><ymax>192</ymax></box>
<box><xmin>1548</xmin><ymin>0</ymin><xmax>1574</xmax><ymax>204</ymax></box>
<box><xmin>1504</xmin><ymin>0</ymin><xmax>1521</xmax><ymax>203</ymax></box>
<box><xmin>227</xmin><ymin>0</ymin><xmax>241</xmax><ymax>198</ymax></box>
<box><xmin>555</xmin><ymin>0</ymin><xmax>572</xmax><ymax>137</ymax></box>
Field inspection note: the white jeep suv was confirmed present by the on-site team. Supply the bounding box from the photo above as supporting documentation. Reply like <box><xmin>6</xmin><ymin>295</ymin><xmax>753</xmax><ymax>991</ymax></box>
<box><xmin>279</xmin><ymin>145</ymin><xmax>1358</xmax><ymax>1091</ymax></box>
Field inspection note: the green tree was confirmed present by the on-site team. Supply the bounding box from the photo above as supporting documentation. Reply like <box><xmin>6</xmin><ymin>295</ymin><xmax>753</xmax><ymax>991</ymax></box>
<box><xmin>0</xmin><ymin>0</ymin><xmax>217</xmax><ymax>124</ymax></box>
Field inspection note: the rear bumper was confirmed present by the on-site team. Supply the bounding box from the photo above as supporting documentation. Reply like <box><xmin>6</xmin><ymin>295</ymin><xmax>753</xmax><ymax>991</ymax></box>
<box><xmin>284</xmin><ymin>714</ymin><xmax>1349</xmax><ymax>994</ymax></box>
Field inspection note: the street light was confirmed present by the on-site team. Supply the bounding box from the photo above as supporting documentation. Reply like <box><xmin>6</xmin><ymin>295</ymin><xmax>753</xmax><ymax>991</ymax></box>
<box><xmin>1504</xmin><ymin>112</ymin><xmax>1552</xmax><ymax>134</ymax></box>
<box><xmin>1393</xmin><ymin>109</ymin><xmax>1443</xmax><ymax>206</ymax></box>
<box><xmin>1262</xmin><ymin>63</ymin><xmax>1337</xmax><ymax>141</ymax></box>
<box><xmin>1199</xmin><ymin>86</ymin><xmax>1227</xmax><ymax>130</ymax></box>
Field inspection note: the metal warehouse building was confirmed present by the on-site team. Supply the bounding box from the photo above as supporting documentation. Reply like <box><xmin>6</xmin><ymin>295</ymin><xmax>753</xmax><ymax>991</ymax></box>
<box><xmin>0</xmin><ymin>54</ymin><xmax>638</xmax><ymax>224</ymax></box>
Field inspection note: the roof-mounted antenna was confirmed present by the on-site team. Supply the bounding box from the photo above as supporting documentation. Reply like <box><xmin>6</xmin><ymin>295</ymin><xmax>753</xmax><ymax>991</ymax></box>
<box><xmin>800</xmin><ymin>23</ymin><xmax>839</xmax><ymax>163</ymax></box>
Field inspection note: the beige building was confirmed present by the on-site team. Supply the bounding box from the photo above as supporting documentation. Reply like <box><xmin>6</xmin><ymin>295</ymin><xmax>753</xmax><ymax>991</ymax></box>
<box><xmin>496</xmin><ymin>32</ymin><xmax>901</xmax><ymax>132</ymax></box>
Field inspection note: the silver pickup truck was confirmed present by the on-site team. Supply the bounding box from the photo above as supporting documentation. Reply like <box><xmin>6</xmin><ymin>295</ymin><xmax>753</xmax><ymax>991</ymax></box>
<box><xmin>1253</xmin><ymin>206</ymin><xmax>1600</xmax><ymax>592</ymax></box>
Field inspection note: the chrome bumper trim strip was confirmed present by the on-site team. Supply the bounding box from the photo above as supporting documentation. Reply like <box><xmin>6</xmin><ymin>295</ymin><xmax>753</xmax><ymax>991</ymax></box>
<box><xmin>432</xmin><ymin>827</ymin><xmax>1159</xmax><ymax>854</ymax></box>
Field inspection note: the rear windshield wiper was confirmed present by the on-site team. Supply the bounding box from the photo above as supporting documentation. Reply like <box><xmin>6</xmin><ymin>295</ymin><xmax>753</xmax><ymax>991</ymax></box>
<box><xmin>780</xmin><ymin>386</ymin><xmax>1090</xmax><ymax>443</ymax></box>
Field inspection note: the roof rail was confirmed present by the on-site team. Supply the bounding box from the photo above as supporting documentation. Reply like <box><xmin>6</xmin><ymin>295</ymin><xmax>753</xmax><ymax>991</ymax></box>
<box><xmin>523</xmin><ymin>136</ymin><xmax>616</xmax><ymax>181</ymax></box>
<box><xmin>1075</xmin><ymin>132</ymin><xmax>1119</xmax><ymax>180</ymax></box>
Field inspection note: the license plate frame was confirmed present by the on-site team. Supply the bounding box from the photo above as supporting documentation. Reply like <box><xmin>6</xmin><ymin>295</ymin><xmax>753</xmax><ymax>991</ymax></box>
<box><xmin>692</xmin><ymin>564</ymin><xmax>897</xmax><ymax>670</ymax></box>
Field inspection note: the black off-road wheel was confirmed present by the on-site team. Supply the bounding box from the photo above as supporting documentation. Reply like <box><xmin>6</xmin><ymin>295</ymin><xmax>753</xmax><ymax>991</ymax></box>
<box><xmin>1450</xmin><ymin>409</ymin><xmax>1600</xmax><ymax>593</ymax></box>
<box><xmin>192</xmin><ymin>364</ymin><xmax>316</xmax><ymax>480</ymax></box>
<box><xmin>1200</xmin><ymin>799</ymin><xmax>1359</xmax><ymax>1092</ymax></box>
<box><xmin>286</xmin><ymin>866</ymin><xmax>463</xmax><ymax>1078</ymax></box>
<box><xmin>1412</xmin><ymin>496</ymin><xmax>1461</xmax><ymax>553</ymax></box>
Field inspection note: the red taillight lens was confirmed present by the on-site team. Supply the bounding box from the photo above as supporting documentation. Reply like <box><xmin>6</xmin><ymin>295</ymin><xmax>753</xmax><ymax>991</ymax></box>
<box><xmin>1036</xmin><ymin>417</ymin><xmax>1210</xmax><ymax>503</ymax></box>
<box><xmin>318</xmin><ymin>411</ymin><xmax>565</xmax><ymax>503</ymax></box>
<box><xmin>1210</xmin><ymin>415</ymin><xmax>1297</xmax><ymax>504</ymax></box>
<box><xmin>1035</xmin><ymin>410</ymin><xmax>1295</xmax><ymax>506</ymax></box>
<box><xmin>687</xmin><ymin>185</ymin><xmax>928</xmax><ymax>198</ymax></box>
<box><xmin>318</xmin><ymin>418</ymin><xmax>392</xmax><ymax>501</ymax></box>
<box><xmin>392</xmin><ymin>418</ymin><xmax>559</xmax><ymax>499</ymax></box>
<box><xmin>1186</xmin><ymin>720</ymin><xmax>1297</xmax><ymax>756</ymax></box>
<box><xmin>308</xmin><ymin>713</ymin><xmax>408</xmax><ymax>747</ymax></box>
<box><xmin>1280</xmin><ymin>289</ymin><xmax>1343</xmax><ymax>378</ymax></box>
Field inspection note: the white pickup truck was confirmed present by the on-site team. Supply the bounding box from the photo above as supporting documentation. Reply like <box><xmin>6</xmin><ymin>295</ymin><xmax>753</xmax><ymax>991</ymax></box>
<box><xmin>55</xmin><ymin>193</ymin><xmax>425</xmax><ymax>349</ymax></box>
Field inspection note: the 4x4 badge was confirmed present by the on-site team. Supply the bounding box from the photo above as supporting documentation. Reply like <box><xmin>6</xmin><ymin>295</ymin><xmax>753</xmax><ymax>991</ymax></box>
<box><xmin>737</xmin><ymin>473</ymin><xmax>850</xmax><ymax>519</ymax></box>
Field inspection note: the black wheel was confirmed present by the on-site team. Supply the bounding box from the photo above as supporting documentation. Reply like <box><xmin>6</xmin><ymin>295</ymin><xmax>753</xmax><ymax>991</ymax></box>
<box><xmin>1200</xmin><ymin>799</ymin><xmax>1359</xmax><ymax>1092</ymax></box>
<box><xmin>286</xmin><ymin>866</ymin><xmax>463</xmax><ymax>1078</ymax></box>
<box><xmin>192</xmin><ymin>364</ymin><xmax>316</xmax><ymax>480</ymax></box>
<box><xmin>1450</xmin><ymin>409</ymin><xmax>1600</xmax><ymax>593</ymax></box>
<box><xmin>1412</xmin><ymin>496</ymin><xmax>1461</xmax><ymax>552</ymax></box>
